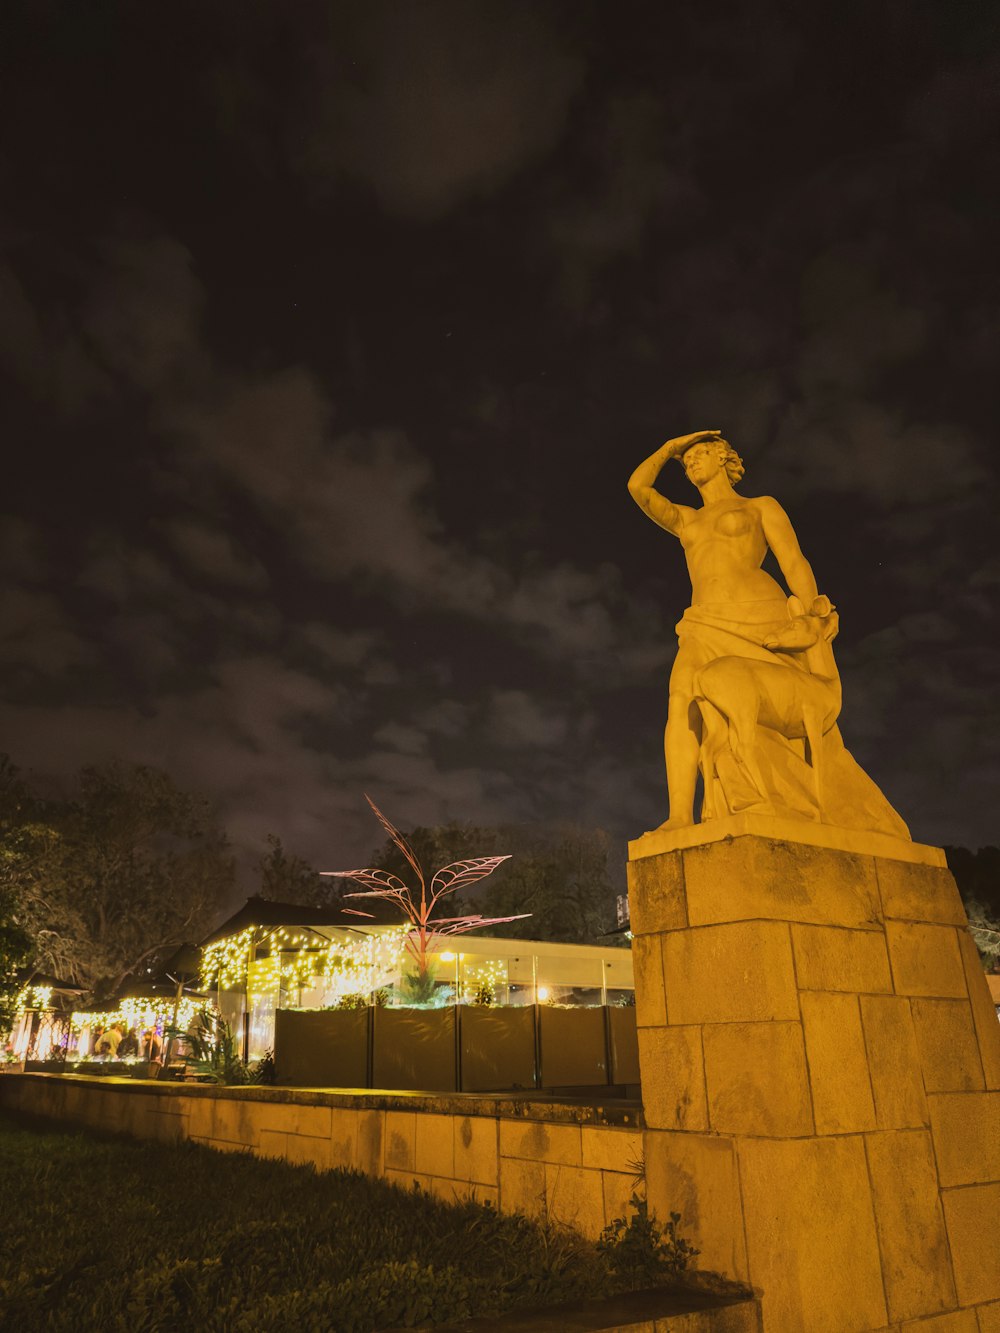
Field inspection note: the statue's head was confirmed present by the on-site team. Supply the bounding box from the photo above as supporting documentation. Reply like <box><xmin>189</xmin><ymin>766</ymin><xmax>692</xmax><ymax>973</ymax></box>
<box><xmin>678</xmin><ymin>437</ymin><xmax>745</xmax><ymax>487</ymax></box>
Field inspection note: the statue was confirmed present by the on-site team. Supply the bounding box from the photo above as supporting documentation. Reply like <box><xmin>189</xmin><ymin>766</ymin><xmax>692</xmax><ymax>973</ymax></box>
<box><xmin>627</xmin><ymin>429</ymin><xmax>909</xmax><ymax>839</ymax></box>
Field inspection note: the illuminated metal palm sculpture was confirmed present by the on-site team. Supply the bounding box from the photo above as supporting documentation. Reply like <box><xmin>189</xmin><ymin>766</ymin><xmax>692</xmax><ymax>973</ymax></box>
<box><xmin>322</xmin><ymin>795</ymin><xmax>527</xmax><ymax>1002</ymax></box>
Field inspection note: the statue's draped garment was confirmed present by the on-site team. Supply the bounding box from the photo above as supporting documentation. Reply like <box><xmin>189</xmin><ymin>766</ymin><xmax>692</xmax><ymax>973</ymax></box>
<box><xmin>676</xmin><ymin>600</ymin><xmax>910</xmax><ymax>838</ymax></box>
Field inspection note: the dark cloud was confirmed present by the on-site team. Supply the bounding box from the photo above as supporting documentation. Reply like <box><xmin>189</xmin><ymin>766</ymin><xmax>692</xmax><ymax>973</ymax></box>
<box><xmin>290</xmin><ymin>1</ymin><xmax>585</xmax><ymax>219</ymax></box>
<box><xmin>0</xmin><ymin>1</ymin><xmax>997</xmax><ymax>877</ymax></box>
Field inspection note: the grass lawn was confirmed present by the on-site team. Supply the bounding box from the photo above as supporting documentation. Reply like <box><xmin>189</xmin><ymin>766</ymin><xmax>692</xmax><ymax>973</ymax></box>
<box><xmin>0</xmin><ymin>1112</ymin><xmax>676</xmax><ymax>1332</ymax></box>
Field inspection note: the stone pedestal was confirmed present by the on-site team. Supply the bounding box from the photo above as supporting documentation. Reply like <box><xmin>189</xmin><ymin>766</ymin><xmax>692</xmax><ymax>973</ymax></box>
<box><xmin>628</xmin><ymin>815</ymin><xmax>1000</xmax><ymax>1333</ymax></box>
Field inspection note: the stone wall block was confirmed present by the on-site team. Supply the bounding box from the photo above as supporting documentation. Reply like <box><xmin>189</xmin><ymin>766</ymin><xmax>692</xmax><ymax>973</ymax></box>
<box><xmin>898</xmin><ymin>1311</ymin><xmax>979</xmax><ymax>1332</ymax></box>
<box><xmin>927</xmin><ymin>1093</ymin><xmax>1000</xmax><ymax>1188</ymax></box>
<box><xmin>956</xmin><ymin>932</ymin><xmax>1000</xmax><ymax>1090</ymax></box>
<box><xmin>865</xmin><ymin>1129</ymin><xmax>957</xmax><ymax>1322</ymax></box>
<box><xmin>738</xmin><ymin>1135</ymin><xmax>888</xmax><ymax>1333</ymax></box>
<box><xmin>601</xmin><ymin>1169</ymin><xmax>639</xmax><ymax>1230</ymax></box>
<box><xmin>414</xmin><ymin>1112</ymin><xmax>456</xmax><ymax>1179</ymax></box>
<box><xmin>627</xmin><ymin>851</ymin><xmax>688</xmax><ymax>935</ymax></box>
<box><xmin>329</xmin><ymin>1107</ymin><xmax>359</xmax><ymax>1169</ymax></box>
<box><xmin>861</xmin><ymin>995</ymin><xmax>929</xmax><ymax>1129</ymax></box>
<box><xmin>454</xmin><ymin>1115</ymin><xmax>498</xmax><ymax>1185</ymax></box>
<box><xmin>791</xmin><ymin>924</ymin><xmax>892</xmax><ymax>993</ymax></box>
<box><xmin>663</xmin><ymin>921</ymin><xmax>799</xmax><ymax>1024</ymax></box>
<box><xmin>498</xmin><ymin>1118</ymin><xmax>581</xmax><ymax>1166</ymax></box>
<box><xmin>886</xmin><ymin>923</ymin><xmax>969</xmax><ymax>998</ymax></box>
<box><xmin>632</xmin><ymin>933</ymin><xmax>668</xmax><ymax>1028</ymax></box>
<box><xmin>356</xmin><ymin>1109</ymin><xmax>383</xmax><ymax>1176</ymax></box>
<box><xmin>637</xmin><ymin>1025</ymin><xmax>708</xmax><ymax>1131</ymax></box>
<box><xmin>801</xmin><ymin>991</ymin><xmax>877</xmax><ymax>1134</ymax></box>
<box><xmin>284</xmin><ymin>1133</ymin><xmax>331</xmax><ymax>1171</ymax></box>
<box><xmin>877</xmin><ymin>861</ymin><xmax>968</xmax><ymax>926</ymax></box>
<box><xmin>703</xmin><ymin>1021</ymin><xmax>813</xmax><ymax>1137</ymax></box>
<box><xmin>974</xmin><ymin>1298</ymin><xmax>1000</xmax><ymax>1331</ymax></box>
<box><xmin>544</xmin><ymin>1163</ymin><xmax>606</xmax><ymax>1238</ymax></box>
<box><xmin>682</xmin><ymin>837</ymin><xmax>880</xmax><ymax>928</ymax></box>
<box><xmin>580</xmin><ymin>1125</ymin><xmax>643</xmax><ymax>1172</ymax></box>
<box><xmin>256</xmin><ymin>1128</ymin><xmax>288</xmax><ymax>1160</ymax></box>
<box><xmin>910</xmin><ymin>1000</ymin><xmax>985</xmax><ymax>1094</ymax></box>
<box><xmin>941</xmin><ymin>1182</ymin><xmax>1000</xmax><ymax>1306</ymax></box>
<box><xmin>384</xmin><ymin>1110</ymin><xmax>416</xmax><ymax>1171</ymax></box>
<box><xmin>498</xmin><ymin>1155</ymin><xmax>546</xmax><ymax>1219</ymax></box>
<box><xmin>644</xmin><ymin>1130</ymin><xmax>748</xmax><ymax>1283</ymax></box>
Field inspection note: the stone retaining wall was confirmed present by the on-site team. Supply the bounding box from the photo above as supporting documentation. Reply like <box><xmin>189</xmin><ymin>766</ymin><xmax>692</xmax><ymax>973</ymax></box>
<box><xmin>0</xmin><ymin>1073</ymin><xmax>644</xmax><ymax>1241</ymax></box>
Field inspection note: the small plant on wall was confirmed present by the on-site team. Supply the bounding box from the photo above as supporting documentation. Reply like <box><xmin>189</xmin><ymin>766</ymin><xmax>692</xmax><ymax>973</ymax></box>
<box><xmin>323</xmin><ymin>795</ymin><xmax>528</xmax><ymax>1006</ymax></box>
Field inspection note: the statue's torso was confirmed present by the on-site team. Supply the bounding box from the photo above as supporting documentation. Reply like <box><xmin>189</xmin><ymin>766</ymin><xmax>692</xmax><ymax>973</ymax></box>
<box><xmin>680</xmin><ymin>497</ymin><xmax>786</xmax><ymax>605</ymax></box>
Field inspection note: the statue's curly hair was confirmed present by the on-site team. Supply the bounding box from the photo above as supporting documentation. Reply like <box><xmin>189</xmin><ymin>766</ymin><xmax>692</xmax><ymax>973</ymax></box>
<box><xmin>718</xmin><ymin>439</ymin><xmax>745</xmax><ymax>485</ymax></box>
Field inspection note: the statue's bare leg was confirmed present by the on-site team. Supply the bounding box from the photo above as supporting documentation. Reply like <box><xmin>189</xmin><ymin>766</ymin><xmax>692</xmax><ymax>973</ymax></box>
<box><xmin>646</xmin><ymin>692</ymin><xmax>701</xmax><ymax>833</ymax></box>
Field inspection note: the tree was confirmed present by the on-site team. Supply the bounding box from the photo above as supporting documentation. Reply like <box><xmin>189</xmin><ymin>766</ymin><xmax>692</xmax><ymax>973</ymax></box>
<box><xmin>368</xmin><ymin>815</ymin><xmax>622</xmax><ymax>945</ymax></box>
<box><xmin>0</xmin><ymin>757</ymin><xmax>58</xmax><ymax>1031</ymax></box>
<box><xmin>472</xmin><ymin>824</ymin><xmax>621</xmax><ymax>945</ymax></box>
<box><xmin>257</xmin><ymin>833</ymin><xmax>329</xmax><ymax>906</ymax></box>
<box><xmin>946</xmin><ymin>846</ymin><xmax>1000</xmax><ymax>969</ymax></box>
<box><xmin>0</xmin><ymin>757</ymin><xmax>234</xmax><ymax>997</ymax></box>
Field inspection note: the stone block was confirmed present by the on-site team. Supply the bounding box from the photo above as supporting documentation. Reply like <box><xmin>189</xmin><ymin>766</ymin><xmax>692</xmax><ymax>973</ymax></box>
<box><xmin>941</xmin><ymin>1182</ymin><xmax>1000</xmax><ymax>1306</ymax></box>
<box><xmin>792</xmin><ymin>924</ymin><xmax>892</xmax><ymax>993</ymax></box>
<box><xmin>329</xmin><ymin>1107</ymin><xmax>358</xmax><ymax>1169</ymax></box>
<box><xmin>186</xmin><ymin>1097</ymin><xmax>215</xmax><ymax>1140</ymax></box>
<box><xmin>663</xmin><ymin>921</ymin><xmax>799</xmax><ymax>1024</ymax></box>
<box><xmin>911</xmin><ymin>1000</ymin><xmax>986</xmax><ymax>1093</ymax></box>
<box><xmin>632</xmin><ymin>934</ymin><xmax>668</xmax><ymax>1028</ymax></box>
<box><xmin>601</xmin><ymin>1169</ymin><xmax>638</xmax><ymax>1229</ymax></box>
<box><xmin>384</xmin><ymin>1111</ymin><xmax>416</xmax><ymax>1171</ymax></box>
<box><xmin>877</xmin><ymin>860</ymin><xmax>968</xmax><ymax>926</ymax></box>
<box><xmin>928</xmin><ymin>1093</ymin><xmax>1000</xmax><ymax>1187</ymax></box>
<box><xmin>580</xmin><ymin>1125</ymin><xmax>643</xmax><ymax>1173</ymax></box>
<box><xmin>738</xmin><ymin>1135</ymin><xmax>888</xmax><ymax>1333</ymax></box>
<box><xmin>801</xmin><ymin>992</ymin><xmax>877</xmax><ymax>1134</ymax></box>
<box><xmin>957</xmin><ymin>932</ymin><xmax>1000</xmax><ymax>1090</ymax></box>
<box><xmin>291</xmin><ymin>1104</ymin><xmax>333</xmax><ymax>1140</ymax></box>
<box><xmin>682</xmin><ymin>837</ymin><xmax>881</xmax><ymax>928</ymax></box>
<box><xmin>414</xmin><ymin>1112</ymin><xmax>456</xmax><ymax>1179</ymax></box>
<box><xmin>637</xmin><ymin>1026</ymin><xmax>708</xmax><ymax>1132</ymax></box>
<box><xmin>384</xmin><ymin>1168</ymin><xmax>431</xmax><ymax>1194</ymax></box>
<box><xmin>499</xmin><ymin>1155</ymin><xmax>546</xmax><ymax>1219</ymax></box>
<box><xmin>899</xmin><ymin>1312</ymin><xmax>978</xmax><ymax>1332</ymax></box>
<box><xmin>544</xmin><ymin>1162</ymin><xmax>606</xmax><ymax>1237</ymax></box>
<box><xmin>252</xmin><ymin>1101</ymin><xmax>300</xmax><ymax>1135</ymax></box>
<box><xmin>256</xmin><ymin>1128</ymin><xmax>287</xmax><ymax>1160</ymax></box>
<box><xmin>284</xmin><ymin>1133</ymin><xmax>331</xmax><ymax>1171</ymax></box>
<box><xmin>975</xmin><ymin>1299</ymin><xmax>1000</xmax><ymax>1332</ymax></box>
<box><xmin>861</xmin><ymin>995</ymin><xmax>929</xmax><ymax>1129</ymax></box>
<box><xmin>627</xmin><ymin>851</ymin><xmax>688</xmax><ymax>935</ymax></box>
<box><xmin>644</xmin><ymin>1130</ymin><xmax>748</xmax><ymax>1282</ymax></box>
<box><xmin>356</xmin><ymin>1109</ymin><xmax>382</xmax><ymax>1176</ymax></box>
<box><xmin>454</xmin><ymin>1115</ymin><xmax>498</xmax><ymax>1185</ymax></box>
<box><xmin>498</xmin><ymin>1118</ymin><xmax>581</xmax><ymax>1166</ymax></box>
<box><xmin>703</xmin><ymin>1021</ymin><xmax>813</xmax><ymax>1136</ymax></box>
<box><xmin>887</xmin><ymin>923</ymin><xmax>968</xmax><ymax>998</ymax></box>
<box><xmin>865</xmin><ymin>1129</ymin><xmax>956</xmax><ymax>1322</ymax></box>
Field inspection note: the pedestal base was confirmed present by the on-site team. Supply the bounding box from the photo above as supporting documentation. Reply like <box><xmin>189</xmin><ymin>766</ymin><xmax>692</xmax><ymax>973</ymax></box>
<box><xmin>628</xmin><ymin>830</ymin><xmax>1000</xmax><ymax>1333</ymax></box>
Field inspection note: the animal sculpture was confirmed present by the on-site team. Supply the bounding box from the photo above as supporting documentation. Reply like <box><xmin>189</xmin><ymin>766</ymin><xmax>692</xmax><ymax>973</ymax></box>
<box><xmin>694</xmin><ymin>595</ymin><xmax>841</xmax><ymax>818</ymax></box>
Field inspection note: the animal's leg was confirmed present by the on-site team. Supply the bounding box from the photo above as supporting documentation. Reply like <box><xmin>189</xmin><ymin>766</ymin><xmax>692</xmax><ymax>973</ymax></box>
<box><xmin>804</xmin><ymin>709</ymin><xmax>825</xmax><ymax>815</ymax></box>
<box><xmin>696</xmin><ymin>696</ymin><xmax>727</xmax><ymax>820</ymax></box>
<box><xmin>728</xmin><ymin>706</ymin><xmax>769</xmax><ymax>808</ymax></box>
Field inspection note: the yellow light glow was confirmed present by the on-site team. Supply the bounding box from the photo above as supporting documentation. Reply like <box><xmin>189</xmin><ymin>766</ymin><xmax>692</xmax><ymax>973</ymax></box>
<box><xmin>537</xmin><ymin>986</ymin><xmax>550</xmax><ymax>1002</ymax></box>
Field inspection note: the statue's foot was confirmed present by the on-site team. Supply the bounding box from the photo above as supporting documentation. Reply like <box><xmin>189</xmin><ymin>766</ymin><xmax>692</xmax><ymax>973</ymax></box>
<box><xmin>641</xmin><ymin>816</ymin><xmax>693</xmax><ymax>837</ymax></box>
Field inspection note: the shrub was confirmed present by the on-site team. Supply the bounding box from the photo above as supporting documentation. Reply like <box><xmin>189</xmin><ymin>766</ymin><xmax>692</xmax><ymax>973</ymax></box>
<box><xmin>597</xmin><ymin>1193</ymin><xmax>699</xmax><ymax>1286</ymax></box>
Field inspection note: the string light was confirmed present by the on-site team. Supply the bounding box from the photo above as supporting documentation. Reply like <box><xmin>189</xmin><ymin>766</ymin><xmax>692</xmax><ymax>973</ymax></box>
<box><xmin>201</xmin><ymin>923</ymin><xmax>410</xmax><ymax>1004</ymax></box>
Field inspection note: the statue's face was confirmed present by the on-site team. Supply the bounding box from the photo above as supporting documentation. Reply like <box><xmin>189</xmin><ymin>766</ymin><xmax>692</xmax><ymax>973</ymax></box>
<box><xmin>681</xmin><ymin>441</ymin><xmax>724</xmax><ymax>486</ymax></box>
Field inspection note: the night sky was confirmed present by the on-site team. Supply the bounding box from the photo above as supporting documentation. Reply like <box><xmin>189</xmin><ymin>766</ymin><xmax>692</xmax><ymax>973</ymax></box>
<box><xmin>1</xmin><ymin>1</ymin><xmax>997</xmax><ymax>878</ymax></box>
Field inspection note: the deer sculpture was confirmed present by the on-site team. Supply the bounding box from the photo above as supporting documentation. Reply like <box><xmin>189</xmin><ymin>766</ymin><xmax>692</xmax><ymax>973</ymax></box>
<box><xmin>694</xmin><ymin>595</ymin><xmax>841</xmax><ymax>819</ymax></box>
